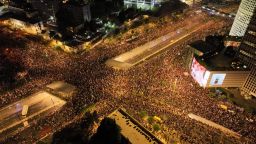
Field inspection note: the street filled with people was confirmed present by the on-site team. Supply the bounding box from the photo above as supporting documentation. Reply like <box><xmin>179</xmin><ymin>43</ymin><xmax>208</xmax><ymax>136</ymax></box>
<box><xmin>0</xmin><ymin>9</ymin><xmax>255</xmax><ymax>144</ymax></box>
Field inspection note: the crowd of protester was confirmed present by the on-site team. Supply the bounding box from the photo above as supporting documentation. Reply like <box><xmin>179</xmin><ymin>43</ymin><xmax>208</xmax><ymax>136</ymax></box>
<box><xmin>0</xmin><ymin>10</ymin><xmax>255</xmax><ymax>144</ymax></box>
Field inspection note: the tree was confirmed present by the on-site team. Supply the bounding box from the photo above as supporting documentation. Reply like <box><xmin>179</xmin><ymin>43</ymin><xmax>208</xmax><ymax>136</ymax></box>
<box><xmin>89</xmin><ymin>118</ymin><xmax>122</xmax><ymax>144</ymax></box>
<box><xmin>51</xmin><ymin>127</ymin><xmax>85</xmax><ymax>144</ymax></box>
<box><xmin>51</xmin><ymin>112</ymin><xmax>98</xmax><ymax>144</ymax></box>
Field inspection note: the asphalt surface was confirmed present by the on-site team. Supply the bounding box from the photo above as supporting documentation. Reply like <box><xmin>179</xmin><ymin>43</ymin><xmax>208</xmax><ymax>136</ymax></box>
<box><xmin>106</xmin><ymin>18</ymin><xmax>219</xmax><ymax>70</ymax></box>
<box><xmin>0</xmin><ymin>91</ymin><xmax>66</xmax><ymax>141</ymax></box>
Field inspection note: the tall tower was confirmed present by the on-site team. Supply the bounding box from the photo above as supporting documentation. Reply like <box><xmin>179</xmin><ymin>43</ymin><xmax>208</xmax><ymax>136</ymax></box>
<box><xmin>238</xmin><ymin>10</ymin><xmax>256</xmax><ymax>68</ymax></box>
<box><xmin>239</xmin><ymin>10</ymin><xmax>256</xmax><ymax>97</ymax></box>
<box><xmin>229</xmin><ymin>0</ymin><xmax>256</xmax><ymax>37</ymax></box>
<box><xmin>242</xmin><ymin>67</ymin><xmax>256</xmax><ymax>97</ymax></box>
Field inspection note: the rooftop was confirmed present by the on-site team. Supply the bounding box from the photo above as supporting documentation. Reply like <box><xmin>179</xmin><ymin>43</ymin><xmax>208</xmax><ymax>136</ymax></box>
<box><xmin>190</xmin><ymin>38</ymin><xmax>249</xmax><ymax>71</ymax></box>
<box><xmin>108</xmin><ymin>108</ymin><xmax>164</xmax><ymax>144</ymax></box>
<box><xmin>7</xmin><ymin>12</ymin><xmax>41</xmax><ymax>24</ymax></box>
<box><xmin>0</xmin><ymin>6</ymin><xmax>41</xmax><ymax>24</ymax></box>
<box><xmin>64</xmin><ymin>0</ymin><xmax>89</xmax><ymax>6</ymax></box>
<box><xmin>189</xmin><ymin>40</ymin><xmax>218</xmax><ymax>56</ymax></box>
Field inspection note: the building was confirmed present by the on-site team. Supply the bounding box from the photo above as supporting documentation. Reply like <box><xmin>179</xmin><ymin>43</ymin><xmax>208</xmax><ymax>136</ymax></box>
<box><xmin>65</xmin><ymin>1</ymin><xmax>91</xmax><ymax>23</ymax></box>
<box><xmin>224</xmin><ymin>36</ymin><xmax>241</xmax><ymax>48</ymax></box>
<box><xmin>0</xmin><ymin>0</ymin><xmax>9</xmax><ymax>5</ymax></box>
<box><xmin>29</xmin><ymin>0</ymin><xmax>59</xmax><ymax>21</ymax></box>
<box><xmin>242</xmin><ymin>67</ymin><xmax>256</xmax><ymax>97</ymax></box>
<box><xmin>229</xmin><ymin>0</ymin><xmax>256</xmax><ymax>37</ymax></box>
<box><xmin>86</xmin><ymin>0</ymin><xmax>121</xmax><ymax>18</ymax></box>
<box><xmin>0</xmin><ymin>8</ymin><xmax>45</xmax><ymax>34</ymax></box>
<box><xmin>108</xmin><ymin>108</ymin><xmax>164</xmax><ymax>144</ymax></box>
<box><xmin>187</xmin><ymin>40</ymin><xmax>250</xmax><ymax>88</ymax></box>
<box><xmin>0</xmin><ymin>3</ymin><xmax>8</xmax><ymax>16</ymax></box>
<box><xmin>124</xmin><ymin>0</ymin><xmax>164</xmax><ymax>10</ymax></box>
<box><xmin>55</xmin><ymin>1</ymin><xmax>91</xmax><ymax>35</ymax></box>
<box><xmin>6</xmin><ymin>17</ymin><xmax>44</xmax><ymax>34</ymax></box>
<box><xmin>238</xmin><ymin>10</ymin><xmax>256</xmax><ymax>97</ymax></box>
<box><xmin>237</xmin><ymin>10</ymin><xmax>256</xmax><ymax>69</ymax></box>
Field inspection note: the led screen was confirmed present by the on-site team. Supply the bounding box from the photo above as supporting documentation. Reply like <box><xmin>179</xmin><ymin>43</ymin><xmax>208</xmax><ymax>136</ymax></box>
<box><xmin>210</xmin><ymin>74</ymin><xmax>226</xmax><ymax>86</ymax></box>
<box><xmin>191</xmin><ymin>58</ymin><xmax>208</xmax><ymax>87</ymax></box>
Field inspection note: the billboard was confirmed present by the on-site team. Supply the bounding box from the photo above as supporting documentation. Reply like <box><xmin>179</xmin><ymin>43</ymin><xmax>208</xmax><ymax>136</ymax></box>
<box><xmin>209</xmin><ymin>74</ymin><xmax>226</xmax><ymax>86</ymax></box>
<box><xmin>191</xmin><ymin>58</ymin><xmax>209</xmax><ymax>87</ymax></box>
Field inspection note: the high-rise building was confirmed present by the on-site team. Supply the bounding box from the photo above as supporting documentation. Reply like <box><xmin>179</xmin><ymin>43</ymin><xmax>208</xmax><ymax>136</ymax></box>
<box><xmin>242</xmin><ymin>67</ymin><xmax>256</xmax><ymax>97</ymax></box>
<box><xmin>238</xmin><ymin>10</ymin><xmax>256</xmax><ymax>68</ymax></box>
<box><xmin>238</xmin><ymin>9</ymin><xmax>256</xmax><ymax>97</ymax></box>
<box><xmin>186</xmin><ymin>40</ymin><xmax>250</xmax><ymax>88</ymax></box>
<box><xmin>229</xmin><ymin>0</ymin><xmax>256</xmax><ymax>37</ymax></box>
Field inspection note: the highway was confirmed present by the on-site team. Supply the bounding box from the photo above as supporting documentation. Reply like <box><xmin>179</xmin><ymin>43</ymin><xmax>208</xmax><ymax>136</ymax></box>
<box><xmin>0</xmin><ymin>91</ymin><xmax>66</xmax><ymax>141</ymax></box>
<box><xmin>188</xmin><ymin>113</ymin><xmax>242</xmax><ymax>139</ymax></box>
<box><xmin>106</xmin><ymin>16</ymin><xmax>224</xmax><ymax>70</ymax></box>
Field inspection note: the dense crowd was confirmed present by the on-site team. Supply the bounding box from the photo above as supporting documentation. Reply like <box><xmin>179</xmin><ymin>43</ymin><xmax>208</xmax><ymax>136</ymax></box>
<box><xmin>0</xmin><ymin>9</ymin><xmax>255</xmax><ymax>144</ymax></box>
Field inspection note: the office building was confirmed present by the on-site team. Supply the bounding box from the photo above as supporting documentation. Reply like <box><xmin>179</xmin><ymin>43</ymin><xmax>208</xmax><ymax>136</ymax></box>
<box><xmin>238</xmin><ymin>10</ymin><xmax>256</xmax><ymax>69</ymax></box>
<box><xmin>187</xmin><ymin>40</ymin><xmax>250</xmax><ymax>88</ymax></box>
<box><xmin>239</xmin><ymin>10</ymin><xmax>256</xmax><ymax>97</ymax></box>
<box><xmin>242</xmin><ymin>67</ymin><xmax>256</xmax><ymax>97</ymax></box>
<box><xmin>229</xmin><ymin>0</ymin><xmax>256</xmax><ymax>37</ymax></box>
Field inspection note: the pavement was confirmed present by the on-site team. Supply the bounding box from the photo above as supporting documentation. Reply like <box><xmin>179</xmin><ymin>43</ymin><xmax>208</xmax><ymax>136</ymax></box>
<box><xmin>188</xmin><ymin>113</ymin><xmax>241</xmax><ymax>139</ymax></box>
<box><xmin>0</xmin><ymin>91</ymin><xmax>66</xmax><ymax>141</ymax></box>
<box><xmin>106</xmin><ymin>19</ymin><xmax>217</xmax><ymax>70</ymax></box>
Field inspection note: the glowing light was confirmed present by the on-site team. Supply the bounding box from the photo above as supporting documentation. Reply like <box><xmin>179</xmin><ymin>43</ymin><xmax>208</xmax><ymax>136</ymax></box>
<box><xmin>191</xmin><ymin>58</ymin><xmax>207</xmax><ymax>87</ymax></box>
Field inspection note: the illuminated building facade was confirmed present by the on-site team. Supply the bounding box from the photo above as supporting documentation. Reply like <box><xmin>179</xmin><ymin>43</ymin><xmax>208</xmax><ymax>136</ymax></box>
<box><xmin>242</xmin><ymin>67</ymin><xmax>256</xmax><ymax>97</ymax></box>
<box><xmin>187</xmin><ymin>40</ymin><xmax>250</xmax><ymax>88</ymax></box>
<box><xmin>124</xmin><ymin>0</ymin><xmax>163</xmax><ymax>10</ymax></box>
<box><xmin>229</xmin><ymin>0</ymin><xmax>256</xmax><ymax>37</ymax></box>
<box><xmin>190</xmin><ymin>57</ymin><xmax>249</xmax><ymax>88</ymax></box>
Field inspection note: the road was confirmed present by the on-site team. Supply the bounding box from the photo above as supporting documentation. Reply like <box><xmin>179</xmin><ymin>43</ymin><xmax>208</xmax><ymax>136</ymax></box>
<box><xmin>0</xmin><ymin>6</ymin><xmax>237</xmax><ymax>143</ymax></box>
<box><xmin>106</xmin><ymin>17</ymin><xmax>223</xmax><ymax>70</ymax></box>
<box><xmin>188</xmin><ymin>113</ymin><xmax>242</xmax><ymax>139</ymax></box>
<box><xmin>0</xmin><ymin>91</ymin><xmax>66</xmax><ymax>141</ymax></box>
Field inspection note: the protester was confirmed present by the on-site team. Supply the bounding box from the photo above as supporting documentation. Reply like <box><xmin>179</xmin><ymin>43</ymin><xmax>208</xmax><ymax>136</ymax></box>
<box><xmin>0</xmin><ymin>11</ymin><xmax>254</xmax><ymax>144</ymax></box>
